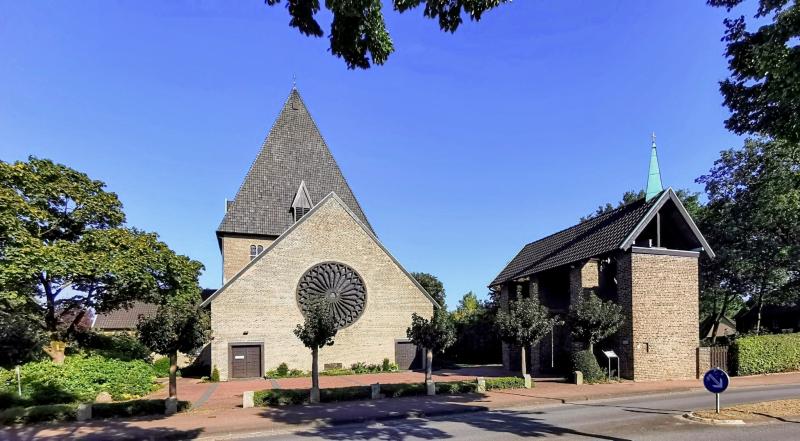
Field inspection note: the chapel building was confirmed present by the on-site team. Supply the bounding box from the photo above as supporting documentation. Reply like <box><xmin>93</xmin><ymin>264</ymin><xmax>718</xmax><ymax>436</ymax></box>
<box><xmin>202</xmin><ymin>89</ymin><xmax>436</xmax><ymax>380</ymax></box>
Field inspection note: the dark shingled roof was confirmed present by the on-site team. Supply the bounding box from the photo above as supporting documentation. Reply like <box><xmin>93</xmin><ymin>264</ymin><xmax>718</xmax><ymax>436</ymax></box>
<box><xmin>93</xmin><ymin>302</ymin><xmax>157</xmax><ymax>331</ymax></box>
<box><xmin>490</xmin><ymin>195</ymin><xmax>660</xmax><ymax>286</ymax></box>
<box><xmin>218</xmin><ymin>89</ymin><xmax>373</xmax><ymax>237</ymax></box>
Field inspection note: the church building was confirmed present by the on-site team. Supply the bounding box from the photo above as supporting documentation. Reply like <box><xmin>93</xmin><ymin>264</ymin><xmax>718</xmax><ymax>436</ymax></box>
<box><xmin>201</xmin><ymin>89</ymin><xmax>437</xmax><ymax>380</ymax></box>
<box><xmin>490</xmin><ymin>138</ymin><xmax>715</xmax><ymax>381</ymax></box>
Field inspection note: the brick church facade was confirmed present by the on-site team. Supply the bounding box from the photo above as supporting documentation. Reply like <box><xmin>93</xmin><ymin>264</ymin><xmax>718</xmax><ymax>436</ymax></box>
<box><xmin>201</xmin><ymin>89</ymin><xmax>436</xmax><ymax>381</ymax></box>
<box><xmin>490</xmin><ymin>141</ymin><xmax>714</xmax><ymax>381</ymax></box>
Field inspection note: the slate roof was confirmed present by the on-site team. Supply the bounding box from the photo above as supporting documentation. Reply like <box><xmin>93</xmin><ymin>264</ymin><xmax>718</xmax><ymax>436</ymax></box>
<box><xmin>93</xmin><ymin>302</ymin><xmax>157</xmax><ymax>331</ymax></box>
<box><xmin>218</xmin><ymin>89</ymin><xmax>373</xmax><ymax>237</ymax></box>
<box><xmin>490</xmin><ymin>195</ymin><xmax>660</xmax><ymax>287</ymax></box>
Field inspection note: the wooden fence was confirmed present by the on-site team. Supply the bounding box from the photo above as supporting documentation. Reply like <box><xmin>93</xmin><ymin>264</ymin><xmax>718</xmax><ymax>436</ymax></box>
<box><xmin>697</xmin><ymin>346</ymin><xmax>730</xmax><ymax>377</ymax></box>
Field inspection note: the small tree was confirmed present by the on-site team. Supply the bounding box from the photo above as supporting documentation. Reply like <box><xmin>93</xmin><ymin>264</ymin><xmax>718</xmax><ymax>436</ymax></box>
<box><xmin>568</xmin><ymin>291</ymin><xmax>625</xmax><ymax>353</ymax></box>
<box><xmin>406</xmin><ymin>308</ymin><xmax>456</xmax><ymax>382</ymax></box>
<box><xmin>495</xmin><ymin>296</ymin><xmax>561</xmax><ymax>377</ymax></box>
<box><xmin>293</xmin><ymin>299</ymin><xmax>338</xmax><ymax>403</ymax></box>
<box><xmin>138</xmin><ymin>293</ymin><xmax>209</xmax><ymax>400</ymax></box>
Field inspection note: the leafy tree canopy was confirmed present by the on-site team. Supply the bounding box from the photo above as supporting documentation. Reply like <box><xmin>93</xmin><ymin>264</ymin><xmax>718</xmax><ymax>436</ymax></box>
<box><xmin>708</xmin><ymin>0</ymin><xmax>800</xmax><ymax>142</ymax></box>
<box><xmin>265</xmin><ymin>0</ymin><xmax>511</xmax><ymax>69</ymax></box>
<box><xmin>495</xmin><ymin>296</ymin><xmax>561</xmax><ymax>348</ymax></box>
<box><xmin>696</xmin><ymin>138</ymin><xmax>800</xmax><ymax>333</ymax></box>
<box><xmin>294</xmin><ymin>299</ymin><xmax>339</xmax><ymax>350</ymax></box>
<box><xmin>568</xmin><ymin>291</ymin><xmax>625</xmax><ymax>351</ymax></box>
<box><xmin>412</xmin><ymin>272</ymin><xmax>446</xmax><ymax>307</ymax></box>
<box><xmin>0</xmin><ymin>157</ymin><xmax>204</xmax><ymax>340</ymax></box>
<box><xmin>406</xmin><ymin>308</ymin><xmax>456</xmax><ymax>354</ymax></box>
<box><xmin>137</xmin><ymin>291</ymin><xmax>209</xmax><ymax>358</ymax></box>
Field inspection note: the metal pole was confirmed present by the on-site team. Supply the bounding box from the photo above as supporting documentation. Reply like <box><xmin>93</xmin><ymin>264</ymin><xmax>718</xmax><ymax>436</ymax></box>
<box><xmin>715</xmin><ymin>393</ymin><xmax>720</xmax><ymax>414</ymax></box>
<box><xmin>16</xmin><ymin>366</ymin><xmax>21</xmax><ymax>397</ymax></box>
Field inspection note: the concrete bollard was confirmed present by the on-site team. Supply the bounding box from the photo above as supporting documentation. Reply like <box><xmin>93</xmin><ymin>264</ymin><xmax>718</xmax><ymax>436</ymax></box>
<box><xmin>371</xmin><ymin>383</ymin><xmax>381</xmax><ymax>400</ymax></box>
<box><xmin>573</xmin><ymin>371</ymin><xmax>584</xmax><ymax>385</ymax></box>
<box><xmin>76</xmin><ymin>403</ymin><xmax>92</xmax><ymax>421</ymax></box>
<box><xmin>243</xmin><ymin>391</ymin><xmax>255</xmax><ymax>408</ymax></box>
<box><xmin>165</xmin><ymin>397</ymin><xmax>178</xmax><ymax>415</ymax></box>
<box><xmin>476</xmin><ymin>377</ymin><xmax>486</xmax><ymax>393</ymax></box>
<box><xmin>426</xmin><ymin>380</ymin><xmax>436</xmax><ymax>396</ymax></box>
<box><xmin>523</xmin><ymin>374</ymin><xmax>532</xmax><ymax>389</ymax></box>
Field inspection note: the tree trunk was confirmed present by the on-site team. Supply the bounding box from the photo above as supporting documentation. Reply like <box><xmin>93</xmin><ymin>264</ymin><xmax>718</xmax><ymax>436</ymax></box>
<box><xmin>169</xmin><ymin>352</ymin><xmax>178</xmax><ymax>399</ymax></box>
<box><xmin>520</xmin><ymin>345</ymin><xmax>527</xmax><ymax>377</ymax></box>
<box><xmin>755</xmin><ymin>300</ymin><xmax>764</xmax><ymax>335</ymax></box>
<box><xmin>40</xmin><ymin>275</ymin><xmax>57</xmax><ymax>334</ymax></box>
<box><xmin>588</xmin><ymin>342</ymin><xmax>594</xmax><ymax>354</ymax></box>
<box><xmin>425</xmin><ymin>348</ymin><xmax>433</xmax><ymax>382</ymax></box>
<box><xmin>310</xmin><ymin>348</ymin><xmax>320</xmax><ymax>403</ymax></box>
<box><xmin>710</xmin><ymin>293</ymin><xmax>731</xmax><ymax>345</ymax></box>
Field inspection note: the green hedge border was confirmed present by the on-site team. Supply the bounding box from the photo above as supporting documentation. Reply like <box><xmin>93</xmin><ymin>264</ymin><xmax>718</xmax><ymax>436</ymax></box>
<box><xmin>0</xmin><ymin>399</ymin><xmax>191</xmax><ymax>426</ymax></box>
<box><xmin>732</xmin><ymin>333</ymin><xmax>800</xmax><ymax>376</ymax></box>
<box><xmin>254</xmin><ymin>377</ymin><xmax>527</xmax><ymax>407</ymax></box>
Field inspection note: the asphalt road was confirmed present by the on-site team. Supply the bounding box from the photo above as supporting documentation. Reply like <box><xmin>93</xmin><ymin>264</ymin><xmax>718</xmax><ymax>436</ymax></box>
<box><xmin>247</xmin><ymin>384</ymin><xmax>800</xmax><ymax>440</ymax></box>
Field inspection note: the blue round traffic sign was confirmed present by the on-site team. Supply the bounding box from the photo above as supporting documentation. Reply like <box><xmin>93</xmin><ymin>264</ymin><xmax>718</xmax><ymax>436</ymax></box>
<box><xmin>703</xmin><ymin>368</ymin><xmax>730</xmax><ymax>394</ymax></box>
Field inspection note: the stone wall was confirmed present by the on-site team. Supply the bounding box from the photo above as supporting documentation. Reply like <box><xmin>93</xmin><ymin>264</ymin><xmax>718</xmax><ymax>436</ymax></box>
<box><xmin>210</xmin><ymin>196</ymin><xmax>434</xmax><ymax>381</ymax></box>
<box><xmin>617</xmin><ymin>251</ymin><xmax>699</xmax><ymax>380</ymax></box>
<box><xmin>221</xmin><ymin>236</ymin><xmax>276</xmax><ymax>283</ymax></box>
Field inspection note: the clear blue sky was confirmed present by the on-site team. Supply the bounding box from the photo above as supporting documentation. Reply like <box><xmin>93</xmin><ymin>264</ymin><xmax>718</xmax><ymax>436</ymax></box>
<box><xmin>1</xmin><ymin>1</ymin><xmax>743</xmax><ymax>309</ymax></box>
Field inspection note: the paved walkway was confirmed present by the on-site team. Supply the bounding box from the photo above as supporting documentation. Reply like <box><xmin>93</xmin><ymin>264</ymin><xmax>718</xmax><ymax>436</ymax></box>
<box><xmin>4</xmin><ymin>371</ymin><xmax>800</xmax><ymax>440</ymax></box>
<box><xmin>146</xmin><ymin>366</ymin><xmax>512</xmax><ymax>411</ymax></box>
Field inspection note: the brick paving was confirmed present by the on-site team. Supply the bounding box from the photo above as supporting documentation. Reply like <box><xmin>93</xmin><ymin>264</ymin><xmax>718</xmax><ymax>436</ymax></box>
<box><xmin>4</xmin><ymin>371</ymin><xmax>800</xmax><ymax>440</ymax></box>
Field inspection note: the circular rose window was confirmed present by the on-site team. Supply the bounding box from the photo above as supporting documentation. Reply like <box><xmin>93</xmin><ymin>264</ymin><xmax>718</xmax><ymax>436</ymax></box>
<box><xmin>297</xmin><ymin>262</ymin><xmax>366</xmax><ymax>329</ymax></box>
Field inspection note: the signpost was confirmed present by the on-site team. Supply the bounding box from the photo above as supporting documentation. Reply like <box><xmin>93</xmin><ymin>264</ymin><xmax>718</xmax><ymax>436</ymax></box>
<box><xmin>703</xmin><ymin>367</ymin><xmax>730</xmax><ymax>414</ymax></box>
<box><xmin>601</xmin><ymin>350</ymin><xmax>619</xmax><ymax>382</ymax></box>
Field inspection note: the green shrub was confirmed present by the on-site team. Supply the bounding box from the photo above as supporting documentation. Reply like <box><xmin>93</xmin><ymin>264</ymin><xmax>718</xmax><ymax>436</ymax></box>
<box><xmin>319</xmin><ymin>368</ymin><xmax>352</xmax><ymax>376</ymax></box>
<box><xmin>732</xmin><ymin>333</ymin><xmax>800</xmax><ymax>376</ymax></box>
<box><xmin>380</xmin><ymin>382</ymin><xmax>427</xmax><ymax>398</ymax></box>
<box><xmin>321</xmin><ymin>386</ymin><xmax>371</xmax><ymax>402</ymax></box>
<box><xmin>209</xmin><ymin>366</ymin><xmax>220</xmax><ymax>382</ymax></box>
<box><xmin>0</xmin><ymin>391</ymin><xmax>31</xmax><ymax>410</ymax></box>
<box><xmin>382</xmin><ymin>358</ymin><xmax>392</xmax><ymax>372</ymax></box>
<box><xmin>265</xmin><ymin>364</ymin><xmax>307</xmax><ymax>378</ymax></box>
<box><xmin>436</xmin><ymin>380</ymin><xmax>478</xmax><ymax>394</ymax></box>
<box><xmin>350</xmin><ymin>362</ymin><xmax>369</xmax><ymax>374</ymax></box>
<box><xmin>0</xmin><ymin>355</ymin><xmax>157</xmax><ymax>404</ymax></box>
<box><xmin>571</xmin><ymin>350</ymin><xmax>606</xmax><ymax>383</ymax></box>
<box><xmin>276</xmin><ymin>362</ymin><xmax>289</xmax><ymax>377</ymax></box>
<box><xmin>484</xmin><ymin>376</ymin><xmax>527</xmax><ymax>390</ymax></box>
<box><xmin>92</xmin><ymin>399</ymin><xmax>190</xmax><ymax>418</ymax></box>
<box><xmin>0</xmin><ymin>404</ymin><xmax>77</xmax><ymax>425</ymax></box>
<box><xmin>75</xmin><ymin>332</ymin><xmax>152</xmax><ymax>362</ymax></box>
<box><xmin>254</xmin><ymin>389</ymin><xmax>309</xmax><ymax>406</ymax></box>
<box><xmin>152</xmin><ymin>357</ymin><xmax>177</xmax><ymax>378</ymax></box>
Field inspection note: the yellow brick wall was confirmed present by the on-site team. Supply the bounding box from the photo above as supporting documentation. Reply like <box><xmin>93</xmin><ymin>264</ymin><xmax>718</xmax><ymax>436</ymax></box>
<box><xmin>221</xmin><ymin>236</ymin><xmax>275</xmax><ymax>283</ymax></box>
<box><xmin>210</xmin><ymin>196</ymin><xmax>434</xmax><ymax>380</ymax></box>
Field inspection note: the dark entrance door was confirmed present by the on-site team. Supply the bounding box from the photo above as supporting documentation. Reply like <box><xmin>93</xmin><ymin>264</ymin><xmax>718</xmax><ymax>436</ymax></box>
<box><xmin>395</xmin><ymin>341</ymin><xmax>421</xmax><ymax>370</ymax></box>
<box><xmin>231</xmin><ymin>345</ymin><xmax>262</xmax><ymax>378</ymax></box>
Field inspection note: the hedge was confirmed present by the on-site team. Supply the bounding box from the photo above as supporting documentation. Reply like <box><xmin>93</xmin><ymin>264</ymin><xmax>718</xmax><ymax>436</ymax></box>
<box><xmin>254</xmin><ymin>377</ymin><xmax>526</xmax><ymax>407</ymax></box>
<box><xmin>484</xmin><ymin>376</ymin><xmax>528</xmax><ymax>390</ymax></box>
<box><xmin>732</xmin><ymin>333</ymin><xmax>800</xmax><ymax>376</ymax></box>
<box><xmin>0</xmin><ymin>399</ymin><xmax>191</xmax><ymax>425</ymax></box>
<box><xmin>571</xmin><ymin>350</ymin><xmax>606</xmax><ymax>384</ymax></box>
<box><xmin>0</xmin><ymin>355</ymin><xmax>158</xmax><ymax>405</ymax></box>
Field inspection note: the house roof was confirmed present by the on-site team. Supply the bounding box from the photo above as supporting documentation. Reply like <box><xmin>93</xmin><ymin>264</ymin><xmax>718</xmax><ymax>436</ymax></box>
<box><xmin>218</xmin><ymin>89</ymin><xmax>373</xmax><ymax>238</ymax></box>
<box><xmin>202</xmin><ymin>192</ymin><xmax>440</xmax><ymax>310</ymax></box>
<box><xmin>699</xmin><ymin>315</ymin><xmax>737</xmax><ymax>338</ymax></box>
<box><xmin>490</xmin><ymin>188</ymin><xmax>715</xmax><ymax>287</ymax></box>
<box><xmin>93</xmin><ymin>302</ymin><xmax>157</xmax><ymax>331</ymax></box>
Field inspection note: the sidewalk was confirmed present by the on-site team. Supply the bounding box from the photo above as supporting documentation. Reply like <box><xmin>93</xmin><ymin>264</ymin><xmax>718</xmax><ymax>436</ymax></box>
<box><xmin>4</xmin><ymin>371</ymin><xmax>799</xmax><ymax>441</ymax></box>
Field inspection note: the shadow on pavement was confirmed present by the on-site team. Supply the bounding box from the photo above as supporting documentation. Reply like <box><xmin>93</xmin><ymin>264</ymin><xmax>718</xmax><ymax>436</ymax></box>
<box><xmin>1</xmin><ymin>418</ymin><xmax>204</xmax><ymax>441</ymax></box>
<box><xmin>260</xmin><ymin>393</ymin><xmax>631</xmax><ymax>441</ymax></box>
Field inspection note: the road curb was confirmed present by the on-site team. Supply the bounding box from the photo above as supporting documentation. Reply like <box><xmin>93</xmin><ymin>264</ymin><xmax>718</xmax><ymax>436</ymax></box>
<box><xmin>683</xmin><ymin>412</ymin><xmax>745</xmax><ymax>425</ymax></box>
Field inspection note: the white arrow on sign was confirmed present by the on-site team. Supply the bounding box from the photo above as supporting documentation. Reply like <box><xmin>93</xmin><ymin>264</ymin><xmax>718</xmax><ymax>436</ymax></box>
<box><xmin>709</xmin><ymin>374</ymin><xmax>723</xmax><ymax>389</ymax></box>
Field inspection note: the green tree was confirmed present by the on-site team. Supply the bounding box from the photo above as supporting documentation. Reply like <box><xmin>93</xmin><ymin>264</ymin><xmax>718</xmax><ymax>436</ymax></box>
<box><xmin>495</xmin><ymin>296</ymin><xmax>561</xmax><ymax>377</ymax></box>
<box><xmin>412</xmin><ymin>272</ymin><xmax>446</xmax><ymax>307</ymax></box>
<box><xmin>0</xmin><ymin>157</ymin><xmax>197</xmax><ymax>346</ymax></box>
<box><xmin>697</xmin><ymin>138</ymin><xmax>800</xmax><ymax>335</ymax></box>
<box><xmin>137</xmin><ymin>287</ymin><xmax>209</xmax><ymax>400</ymax></box>
<box><xmin>0</xmin><ymin>310</ymin><xmax>48</xmax><ymax>369</ymax></box>
<box><xmin>567</xmin><ymin>291</ymin><xmax>624</xmax><ymax>353</ymax></box>
<box><xmin>406</xmin><ymin>308</ymin><xmax>456</xmax><ymax>382</ymax></box>
<box><xmin>265</xmin><ymin>0</ymin><xmax>511</xmax><ymax>69</ymax></box>
<box><xmin>451</xmin><ymin>291</ymin><xmax>481</xmax><ymax>322</ymax></box>
<box><xmin>708</xmin><ymin>0</ymin><xmax>800</xmax><ymax>142</ymax></box>
<box><xmin>293</xmin><ymin>299</ymin><xmax>338</xmax><ymax>403</ymax></box>
<box><xmin>446</xmin><ymin>291</ymin><xmax>502</xmax><ymax>364</ymax></box>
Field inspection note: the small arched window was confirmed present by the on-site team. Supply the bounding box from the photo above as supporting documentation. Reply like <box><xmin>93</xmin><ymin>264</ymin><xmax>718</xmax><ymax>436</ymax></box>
<box><xmin>257</xmin><ymin>245</ymin><xmax>264</xmax><ymax>254</ymax></box>
<box><xmin>249</xmin><ymin>245</ymin><xmax>257</xmax><ymax>261</ymax></box>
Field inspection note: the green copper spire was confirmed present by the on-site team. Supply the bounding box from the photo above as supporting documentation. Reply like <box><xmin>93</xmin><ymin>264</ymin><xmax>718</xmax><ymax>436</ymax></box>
<box><xmin>645</xmin><ymin>132</ymin><xmax>663</xmax><ymax>201</ymax></box>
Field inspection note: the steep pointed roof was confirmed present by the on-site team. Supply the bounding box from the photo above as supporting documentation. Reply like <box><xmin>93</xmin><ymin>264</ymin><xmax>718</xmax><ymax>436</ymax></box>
<box><xmin>218</xmin><ymin>89</ymin><xmax>373</xmax><ymax>237</ymax></box>
<box><xmin>646</xmin><ymin>135</ymin><xmax>663</xmax><ymax>201</ymax></box>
